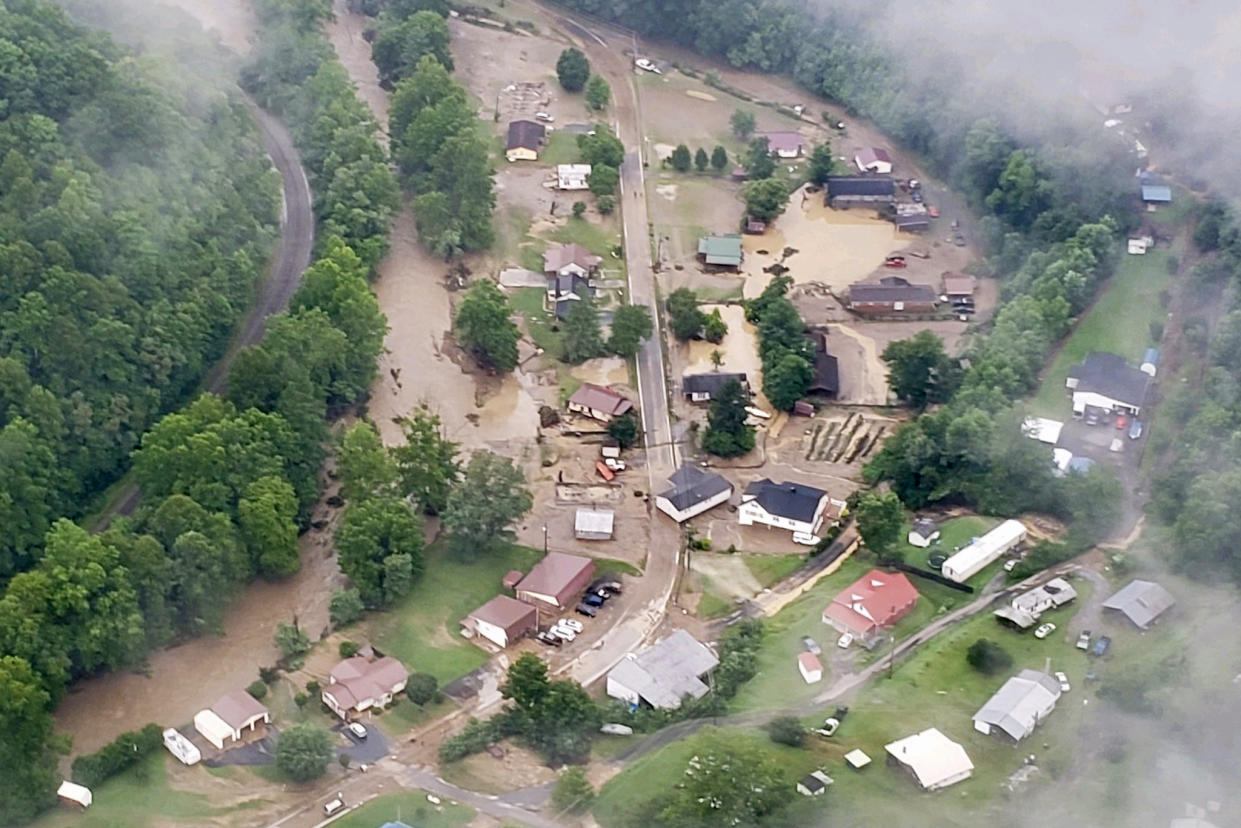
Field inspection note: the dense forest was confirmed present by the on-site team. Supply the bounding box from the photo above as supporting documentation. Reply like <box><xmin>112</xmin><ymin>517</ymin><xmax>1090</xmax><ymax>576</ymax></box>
<box><xmin>0</xmin><ymin>0</ymin><xmax>394</xmax><ymax>821</ymax></box>
<box><xmin>0</xmin><ymin>0</ymin><xmax>279</xmax><ymax>579</ymax></box>
<box><xmin>552</xmin><ymin>0</ymin><xmax>1132</xmax><ymax>545</ymax></box>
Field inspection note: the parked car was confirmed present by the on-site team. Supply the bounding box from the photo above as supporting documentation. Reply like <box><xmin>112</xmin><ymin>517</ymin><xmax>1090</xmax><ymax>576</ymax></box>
<box><xmin>1115</xmin><ymin>414</ymin><xmax>1128</xmax><ymax>430</ymax></box>
<box><xmin>559</xmin><ymin>618</ymin><xmax>584</xmax><ymax>633</ymax></box>
<box><xmin>800</xmin><ymin>636</ymin><xmax>822</xmax><ymax>655</ymax></box>
<box><xmin>348</xmin><ymin>722</ymin><xmax>368</xmax><ymax>740</ymax></box>
<box><xmin>1085</xmin><ymin>407</ymin><xmax>1101</xmax><ymax>426</ymax></box>
<box><xmin>537</xmin><ymin>631</ymin><xmax>562</xmax><ymax>646</ymax></box>
<box><xmin>1054</xmin><ymin>671</ymin><xmax>1071</xmax><ymax>692</ymax></box>
<box><xmin>1034</xmin><ymin>622</ymin><xmax>1056</xmax><ymax>639</ymax></box>
<box><xmin>551</xmin><ymin>626</ymin><xmax>576</xmax><ymax>642</ymax></box>
<box><xmin>324</xmin><ymin>795</ymin><xmax>345</xmax><ymax>816</ymax></box>
<box><xmin>1076</xmin><ymin>631</ymin><xmax>1091</xmax><ymax>650</ymax></box>
<box><xmin>1092</xmin><ymin>636</ymin><xmax>1112</xmax><ymax>657</ymax></box>
<box><xmin>575</xmin><ymin>603</ymin><xmax>598</xmax><ymax>617</ymax></box>
<box><xmin>534</xmin><ymin>112</ymin><xmax>554</xmax><ymax>122</ymax></box>
<box><xmin>1004</xmin><ymin>558</ymin><xmax>1020</xmax><ymax>572</ymax></box>
<box><xmin>837</xmin><ymin>632</ymin><xmax>854</xmax><ymax>649</ymax></box>
<box><xmin>604</xmin><ymin>457</ymin><xmax>626</xmax><ymax>471</ymax></box>
<box><xmin>820</xmin><ymin>717</ymin><xmax>840</xmax><ymax>736</ymax></box>
<box><xmin>1110</xmin><ymin>437</ymin><xmax>1124</xmax><ymax>453</ymax></box>
<box><xmin>1129</xmin><ymin>419</ymin><xmax>1143</xmax><ymax>440</ymax></box>
<box><xmin>583</xmin><ymin>593</ymin><xmax>605</xmax><ymax>608</ymax></box>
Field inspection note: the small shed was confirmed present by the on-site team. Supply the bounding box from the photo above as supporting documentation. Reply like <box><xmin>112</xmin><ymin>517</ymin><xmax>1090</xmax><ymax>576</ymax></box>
<box><xmin>57</xmin><ymin>781</ymin><xmax>93</xmax><ymax>809</ymax></box>
<box><xmin>797</xmin><ymin>770</ymin><xmax>834</xmax><ymax>796</ymax></box>
<box><xmin>575</xmin><ymin>507</ymin><xmax>615</xmax><ymax>541</ymax></box>
<box><xmin>798</xmin><ymin>652</ymin><xmax>823</xmax><ymax>684</ymax></box>
<box><xmin>502</xmin><ymin>569</ymin><xmax>525</xmax><ymax>590</ymax></box>
<box><xmin>697</xmin><ymin>234</ymin><xmax>743</xmax><ymax>268</ymax></box>
<box><xmin>907</xmin><ymin>518</ymin><xmax>941</xmax><ymax>548</ymax></box>
<box><xmin>844</xmin><ymin>749</ymin><xmax>872</xmax><ymax>769</ymax></box>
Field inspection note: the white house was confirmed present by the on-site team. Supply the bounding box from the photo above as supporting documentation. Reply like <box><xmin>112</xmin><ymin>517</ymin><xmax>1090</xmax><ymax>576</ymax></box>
<box><xmin>557</xmin><ymin>163</ymin><xmax>591</xmax><ymax>190</ymax></box>
<box><xmin>322</xmin><ymin>656</ymin><xmax>410</xmax><ymax>720</ymax></box>
<box><xmin>566</xmin><ymin>383</ymin><xmax>633</xmax><ymax>422</ymax></box>
<box><xmin>798</xmin><ymin>652</ymin><xmax>823</xmax><ymax>684</ymax></box>
<box><xmin>973</xmin><ymin>669</ymin><xmax>1062</xmax><ymax>741</ymax></box>
<box><xmin>574</xmin><ymin>507</ymin><xmax>614</xmax><ymax>540</ymax></box>
<box><xmin>606</xmin><ymin>630</ymin><xmax>718</xmax><ymax>710</ymax></box>
<box><xmin>907</xmin><ymin>518</ymin><xmax>940</xmax><ymax>548</ymax></box>
<box><xmin>739</xmin><ymin>478</ymin><xmax>830</xmax><ymax>541</ymax></box>
<box><xmin>1011</xmin><ymin>577</ymin><xmax>1077</xmax><ymax>617</ymax></box>
<box><xmin>655</xmin><ymin>464</ymin><xmax>733</xmax><ymax>523</ymax></box>
<box><xmin>941</xmin><ymin>519</ymin><xmax>1027</xmax><ymax>583</ymax></box>
<box><xmin>1066</xmin><ymin>351</ymin><xmax>1151</xmax><ymax>417</ymax></box>
<box><xmin>854</xmin><ymin>147</ymin><xmax>893</xmax><ymax>174</ymax></box>
<box><xmin>194</xmin><ymin>690</ymin><xmax>270</xmax><ymax>751</ymax></box>
<box><xmin>758</xmin><ymin>131</ymin><xmax>805</xmax><ymax>158</ymax></box>
<box><xmin>884</xmin><ymin>728</ymin><xmax>974</xmax><ymax>791</ymax></box>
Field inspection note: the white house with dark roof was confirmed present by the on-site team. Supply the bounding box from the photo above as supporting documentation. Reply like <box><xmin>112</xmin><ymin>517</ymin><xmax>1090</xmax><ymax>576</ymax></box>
<box><xmin>655</xmin><ymin>464</ymin><xmax>733</xmax><ymax>523</ymax></box>
<box><xmin>758</xmin><ymin>130</ymin><xmax>805</xmax><ymax>158</ymax></box>
<box><xmin>566</xmin><ymin>383</ymin><xmax>633</xmax><ymax>422</ymax></box>
<box><xmin>973</xmin><ymin>669</ymin><xmax>1061</xmax><ymax>741</ymax></box>
<box><xmin>606</xmin><ymin>630</ymin><xmax>718</xmax><ymax>709</ymax></box>
<box><xmin>739</xmin><ymin>478</ymin><xmax>830</xmax><ymax>540</ymax></box>
<box><xmin>1066</xmin><ymin>351</ymin><xmax>1152</xmax><ymax>416</ymax></box>
<box><xmin>682</xmin><ymin>372</ymin><xmax>748</xmax><ymax>403</ymax></box>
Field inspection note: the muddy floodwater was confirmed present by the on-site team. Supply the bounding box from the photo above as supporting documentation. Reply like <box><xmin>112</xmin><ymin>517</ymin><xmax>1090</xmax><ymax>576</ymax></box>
<box><xmin>681</xmin><ymin>304</ymin><xmax>770</xmax><ymax>408</ymax></box>
<box><xmin>743</xmin><ymin>186</ymin><xmax>901</xmax><ymax>299</ymax></box>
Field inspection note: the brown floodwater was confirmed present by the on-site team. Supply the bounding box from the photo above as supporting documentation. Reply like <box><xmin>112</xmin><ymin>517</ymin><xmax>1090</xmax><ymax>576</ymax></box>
<box><xmin>682</xmin><ymin>303</ymin><xmax>770</xmax><ymax>409</ymax></box>
<box><xmin>743</xmin><ymin>185</ymin><xmax>902</xmax><ymax>298</ymax></box>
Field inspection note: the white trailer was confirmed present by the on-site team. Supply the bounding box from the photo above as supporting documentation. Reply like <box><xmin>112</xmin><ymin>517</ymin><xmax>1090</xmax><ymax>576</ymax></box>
<box><xmin>941</xmin><ymin>519</ymin><xmax>1027</xmax><ymax>583</ymax></box>
<box><xmin>163</xmin><ymin>727</ymin><xmax>202</xmax><ymax>766</ymax></box>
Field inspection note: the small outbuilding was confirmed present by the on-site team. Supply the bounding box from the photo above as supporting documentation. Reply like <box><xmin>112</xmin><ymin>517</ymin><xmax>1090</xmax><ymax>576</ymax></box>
<box><xmin>884</xmin><ymin>728</ymin><xmax>974</xmax><ymax>791</ymax></box>
<box><xmin>797</xmin><ymin>651</ymin><xmax>823</xmax><ymax>684</ymax></box>
<box><xmin>1022</xmin><ymin>417</ymin><xmax>1064</xmax><ymax>445</ymax></box>
<box><xmin>502</xmin><ymin>569</ymin><xmax>525</xmax><ymax>590</ymax></box>
<box><xmin>697</xmin><ymin>234</ymin><xmax>743</xmax><ymax>268</ymax></box>
<box><xmin>556</xmin><ymin>163</ymin><xmax>591</xmax><ymax>190</ymax></box>
<box><xmin>844</xmin><ymin>749</ymin><xmax>872</xmax><ymax>770</ymax></box>
<box><xmin>907</xmin><ymin>518</ymin><xmax>941</xmax><ymax>548</ymax></box>
<box><xmin>797</xmin><ymin>770</ymin><xmax>834</xmax><ymax>796</ymax></box>
<box><xmin>194</xmin><ymin>690</ymin><xmax>271</xmax><ymax>751</ymax></box>
<box><xmin>574</xmin><ymin>507</ymin><xmax>615</xmax><ymax>540</ymax></box>
<box><xmin>854</xmin><ymin>147</ymin><xmax>893</xmax><ymax>174</ymax></box>
<box><xmin>463</xmin><ymin>594</ymin><xmax>539</xmax><ymax>648</ymax></box>
<box><xmin>57</xmin><ymin>781</ymin><xmax>92</xmax><ymax>809</ymax></box>
<box><xmin>1103</xmin><ymin>579</ymin><xmax>1175</xmax><ymax>629</ymax></box>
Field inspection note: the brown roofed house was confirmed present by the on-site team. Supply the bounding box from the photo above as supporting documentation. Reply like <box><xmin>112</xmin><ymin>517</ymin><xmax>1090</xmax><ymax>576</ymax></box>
<box><xmin>847</xmin><ymin>276</ymin><xmax>937</xmax><ymax>314</ymax></box>
<box><xmin>322</xmin><ymin>656</ymin><xmax>410</xmax><ymax>719</ymax></box>
<box><xmin>516</xmin><ymin>552</ymin><xmax>596</xmax><ymax>609</ymax></box>
<box><xmin>506</xmin><ymin>119</ymin><xmax>545</xmax><ymax>162</ymax></box>
<box><xmin>464</xmin><ymin>594</ymin><xmax>538</xmax><ymax>648</ymax></box>
<box><xmin>567</xmin><ymin>383</ymin><xmax>633</xmax><ymax>422</ymax></box>
<box><xmin>544</xmin><ymin>243</ymin><xmax>602</xmax><ymax>278</ymax></box>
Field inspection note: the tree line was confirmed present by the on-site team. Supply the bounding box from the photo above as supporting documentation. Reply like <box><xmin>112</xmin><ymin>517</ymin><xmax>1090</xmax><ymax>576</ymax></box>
<box><xmin>2</xmin><ymin>0</ymin><xmax>398</xmax><ymax>820</ymax></box>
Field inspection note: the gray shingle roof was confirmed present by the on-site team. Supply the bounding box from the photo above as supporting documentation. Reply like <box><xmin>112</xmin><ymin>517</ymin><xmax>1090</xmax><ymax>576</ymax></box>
<box><xmin>827</xmin><ymin>175</ymin><xmax>895</xmax><ymax>197</ymax></box>
<box><xmin>1068</xmin><ymin>351</ymin><xmax>1151</xmax><ymax>408</ymax></box>
<box><xmin>1102</xmin><ymin>579</ymin><xmax>1175</xmax><ymax>629</ymax></box>
<box><xmin>659</xmin><ymin>464</ymin><xmax>732</xmax><ymax>512</ymax></box>
<box><xmin>849</xmin><ymin>276</ymin><xmax>937</xmax><ymax>305</ymax></box>
<box><xmin>682</xmin><ymin>372</ymin><xmax>747</xmax><ymax>398</ymax></box>
<box><xmin>607</xmin><ymin>630</ymin><xmax>718</xmax><ymax>709</ymax></box>
<box><xmin>743</xmin><ymin>478</ymin><xmax>826</xmax><ymax>523</ymax></box>
<box><xmin>507</xmin><ymin>119</ymin><xmax>545</xmax><ymax>151</ymax></box>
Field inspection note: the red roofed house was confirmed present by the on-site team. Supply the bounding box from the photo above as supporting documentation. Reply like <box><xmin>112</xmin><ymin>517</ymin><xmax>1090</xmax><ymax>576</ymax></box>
<box><xmin>758</xmin><ymin>131</ymin><xmax>806</xmax><ymax>159</ymax></box>
<box><xmin>798</xmin><ymin>651</ymin><xmax>823</xmax><ymax>684</ymax></box>
<box><xmin>822</xmin><ymin>570</ymin><xmax>920</xmax><ymax>647</ymax></box>
<box><xmin>322</xmin><ymin>656</ymin><xmax>410</xmax><ymax>719</ymax></box>
<box><xmin>516</xmin><ymin>552</ymin><xmax>595</xmax><ymax>609</ymax></box>
<box><xmin>463</xmin><ymin>594</ymin><xmax>539</xmax><ymax>648</ymax></box>
<box><xmin>567</xmin><ymin>383</ymin><xmax>633</xmax><ymax>422</ymax></box>
<box><xmin>854</xmin><ymin>147</ymin><xmax>893</xmax><ymax>174</ymax></box>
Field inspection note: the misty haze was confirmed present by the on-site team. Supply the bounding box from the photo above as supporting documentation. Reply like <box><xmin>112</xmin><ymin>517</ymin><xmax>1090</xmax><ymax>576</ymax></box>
<box><xmin>0</xmin><ymin>0</ymin><xmax>1237</xmax><ymax>827</ymax></box>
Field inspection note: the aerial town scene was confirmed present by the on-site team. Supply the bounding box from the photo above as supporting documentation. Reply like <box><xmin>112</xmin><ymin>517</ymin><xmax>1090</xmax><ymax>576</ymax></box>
<box><xmin>2</xmin><ymin>0</ymin><xmax>1240</xmax><ymax>827</ymax></box>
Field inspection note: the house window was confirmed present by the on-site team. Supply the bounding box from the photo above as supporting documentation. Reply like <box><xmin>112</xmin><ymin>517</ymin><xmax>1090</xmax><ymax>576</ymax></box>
<box><xmin>894</xmin><ymin>301</ymin><xmax>905</xmax><ymax>311</ymax></box>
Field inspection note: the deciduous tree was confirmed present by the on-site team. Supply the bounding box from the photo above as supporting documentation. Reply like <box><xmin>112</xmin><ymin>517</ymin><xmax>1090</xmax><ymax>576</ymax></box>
<box><xmin>337</xmin><ymin>421</ymin><xmax>398</xmax><ymax>503</ymax></box>
<box><xmin>853</xmin><ymin>490</ymin><xmax>904</xmax><ymax>557</ymax></box>
<box><xmin>275</xmin><ymin>724</ymin><xmax>333</xmax><ymax>782</ymax></box>
<box><xmin>743</xmin><ymin>176</ymin><xmax>788</xmax><ymax>222</ymax></box>
<box><xmin>392</xmin><ymin>406</ymin><xmax>460</xmax><ymax>514</ymax></box>
<box><xmin>239</xmin><ymin>476</ymin><xmax>301</xmax><ymax>579</ymax></box>
<box><xmin>670</xmin><ymin>144</ymin><xmax>692</xmax><ymax>172</ymax></box>
<box><xmin>666</xmin><ymin>287</ymin><xmax>705</xmax><ymax>340</ymax></box>
<box><xmin>336</xmin><ymin>496</ymin><xmax>424</xmax><ymax>606</ymax></box>
<box><xmin>556</xmin><ymin>48</ymin><xmax>590</xmax><ymax>92</ymax></box>
<box><xmin>455</xmin><ymin>279</ymin><xmax>520</xmax><ymax>373</ymax></box>
<box><xmin>730</xmin><ymin>108</ymin><xmax>756</xmax><ymax>139</ymax></box>
<box><xmin>561</xmin><ymin>294</ymin><xmax>606</xmax><ymax>364</ymax></box>
<box><xmin>702</xmin><ymin>379</ymin><xmax>754</xmax><ymax>458</ymax></box>
<box><xmin>584</xmin><ymin>74</ymin><xmax>611</xmax><ymax>110</ymax></box>
<box><xmin>442</xmin><ymin>451</ymin><xmax>533</xmax><ymax>554</ymax></box>
<box><xmin>608</xmin><ymin>304</ymin><xmax>654</xmax><ymax>358</ymax></box>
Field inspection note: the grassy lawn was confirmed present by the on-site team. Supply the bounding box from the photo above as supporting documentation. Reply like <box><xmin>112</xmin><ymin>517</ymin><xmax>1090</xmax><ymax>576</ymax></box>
<box><xmin>548</xmin><ymin>215</ymin><xmax>622</xmax><ymax>257</ymax></box>
<box><xmin>591</xmin><ymin>557</ymin><xmax>644</xmax><ymax>577</ymax></box>
<box><xmin>372</xmin><ymin>695</ymin><xmax>456</xmax><ymax>738</ymax></box>
<box><xmin>743</xmin><ymin>552</ymin><xmax>806</xmax><ymax>588</ymax></box>
<box><xmin>510</xmin><ymin>287</ymin><xmax>563</xmax><ymax>358</ymax></box>
<box><xmin>540</xmin><ymin>129</ymin><xmax>582</xmax><ymax>165</ymax></box>
<box><xmin>593</xmin><ymin>727</ymin><xmax>827</xmax><ymax>828</ymax></box>
<box><xmin>1030</xmin><ymin>245</ymin><xmax>1174</xmax><ymax>417</ymax></box>
<box><xmin>899</xmin><ymin>514</ymin><xmax>997</xmax><ymax>568</ymax></box>
<box><xmin>367</xmin><ymin>542</ymin><xmax>542</xmax><ymax>684</ymax></box>
<box><xmin>695</xmin><ymin>588</ymin><xmax>734</xmax><ymax>620</ymax></box>
<box><xmin>333</xmin><ymin>793</ymin><xmax>474</xmax><ymax>828</ymax></box>
<box><xmin>31</xmin><ymin>754</ymin><xmax>263</xmax><ymax>827</ymax></box>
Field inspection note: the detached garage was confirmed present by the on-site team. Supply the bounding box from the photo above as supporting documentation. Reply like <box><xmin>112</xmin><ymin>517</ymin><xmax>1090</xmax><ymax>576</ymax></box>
<box><xmin>193</xmin><ymin>690</ymin><xmax>270</xmax><ymax>751</ymax></box>
<box><xmin>575</xmin><ymin>508</ymin><xmax>615</xmax><ymax>540</ymax></box>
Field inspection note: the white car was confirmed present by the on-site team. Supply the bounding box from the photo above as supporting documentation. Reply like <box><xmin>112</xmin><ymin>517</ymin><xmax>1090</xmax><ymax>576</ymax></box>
<box><xmin>604</xmin><ymin>457</ymin><xmax>627</xmax><ymax>471</ymax></box>
<box><xmin>347</xmin><ymin>722</ymin><xmax>367</xmax><ymax>740</ymax></box>
<box><xmin>1034</xmin><ymin>622</ymin><xmax>1056</xmax><ymax>640</ymax></box>
<box><xmin>1003</xmin><ymin>558</ymin><xmax>1019</xmax><ymax>572</ymax></box>
<box><xmin>558</xmin><ymin>618</ymin><xmax>584</xmax><ymax>633</ymax></box>
<box><xmin>837</xmin><ymin>632</ymin><xmax>854</xmax><ymax>649</ymax></box>
<box><xmin>535</xmin><ymin>112</ymin><xmax>554</xmax><ymax>123</ymax></box>
<box><xmin>1055</xmin><ymin>671</ymin><xmax>1071</xmax><ymax>692</ymax></box>
<box><xmin>551</xmin><ymin>626</ymin><xmax>576</xmax><ymax>642</ymax></box>
<box><xmin>820</xmin><ymin>717</ymin><xmax>840</xmax><ymax>736</ymax></box>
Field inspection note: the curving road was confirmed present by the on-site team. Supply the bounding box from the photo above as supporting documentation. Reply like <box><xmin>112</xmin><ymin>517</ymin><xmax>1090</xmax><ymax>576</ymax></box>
<box><xmin>101</xmin><ymin>98</ymin><xmax>314</xmax><ymax>523</ymax></box>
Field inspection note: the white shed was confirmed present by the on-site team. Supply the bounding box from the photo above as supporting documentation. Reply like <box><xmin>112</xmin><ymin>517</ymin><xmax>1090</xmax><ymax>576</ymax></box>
<box><xmin>797</xmin><ymin>652</ymin><xmax>823</xmax><ymax>684</ymax></box>
<box><xmin>575</xmin><ymin>508</ymin><xmax>615</xmax><ymax>540</ymax></box>
<box><xmin>57</xmin><ymin>781</ymin><xmax>92</xmax><ymax>809</ymax></box>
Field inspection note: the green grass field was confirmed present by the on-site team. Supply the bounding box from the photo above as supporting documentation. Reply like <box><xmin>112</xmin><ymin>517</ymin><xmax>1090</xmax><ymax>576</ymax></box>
<box><xmin>743</xmin><ymin>553</ymin><xmax>806</xmax><ymax>588</ymax></box>
<box><xmin>31</xmin><ymin>754</ymin><xmax>264</xmax><ymax>827</ymax></box>
<box><xmin>548</xmin><ymin>215</ymin><xmax>622</xmax><ymax>258</ymax></box>
<box><xmin>540</xmin><ymin>130</ymin><xmax>582</xmax><ymax>166</ymax></box>
<box><xmin>510</xmin><ymin>287</ymin><xmax>562</xmax><ymax>358</ymax></box>
<box><xmin>332</xmin><ymin>793</ymin><xmax>474</xmax><ymax>828</ymax></box>
<box><xmin>1030</xmin><ymin>245</ymin><xmax>1174</xmax><ymax>417</ymax></box>
<box><xmin>366</xmin><ymin>542</ymin><xmax>542</xmax><ymax>683</ymax></box>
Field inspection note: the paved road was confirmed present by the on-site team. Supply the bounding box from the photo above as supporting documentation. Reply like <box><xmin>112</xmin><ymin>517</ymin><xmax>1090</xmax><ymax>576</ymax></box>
<box><xmin>100</xmin><ymin>99</ymin><xmax>314</xmax><ymax>523</ymax></box>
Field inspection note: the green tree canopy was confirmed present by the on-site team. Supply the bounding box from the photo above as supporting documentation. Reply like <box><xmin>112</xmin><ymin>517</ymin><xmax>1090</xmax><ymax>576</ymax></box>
<box><xmin>743</xmin><ymin>175</ymin><xmax>788</xmax><ymax>222</ymax></box>
<box><xmin>670</xmin><ymin>143</ymin><xmax>692</xmax><ymax>172</ymax></box>
<box><xmin>730</xmin><ymin>108</ymin><xmax>756</xmax><ymax>139</ymax></box>
<box><xmin>666</xmin><ymin>287</ymin><xmax>705</xmax><ymax>340</ymax></box>
<box><xmin>584</xmin><ymin>74</ymin><xmax>611</xmax><ymax>110</ymax></box>
<box><xmin>336</xmin><ymin>496</ymin><xmax>424</xmax><ymax>606</ymax></box>
<box><xmin>0</xmin><ymin>655</ymin><xmax>59</xmax><ymax>824</ymax></box>
<box><xmin>694</xmin><ymin>147</ymin><xmax>710</xmax><ymax>172</ymax></box>
<box><xmin>275</xmin><ymin>723</ymin><xmax>333</xmax><ymax>782</ymax></box>
<box><xmin>442</xmin><ymin>451</ymin><xmax>533</xmax><ymax>554</ymax></box>
<box><xmin>658</xmin><ymin>743</ymin><xmax>787</xmax><ymax>827</ymax></box>
<box><xmin>853</xmin><ymin>490</ymin><xmax>905</xmax><ymax>557</ymax></box>
<box><xmin>881</xmin><ymin>330</ymin><xmax>963</xmax><ymax>410</ymax></box>
<box><xmin>608</xmin><ymin>304</ymin><xmax>654</xmax><ymax>358</ymax></box>
<box><xmin>702</xmin><ymin>379</ymin><xmax>755</xmax><ymax>458</ymax></box>
<box><xmin>561</xmin><ymin>294</ymin><xmax>606</xmax><ymax>364</ymax></box>
<box><xmin>744</xmin><ymin>136</ymin><xmax>776</xmax><ymax>179</ymax></box>
<box><xmin>238</xmin><ymin>476</ymin><xmax>301</xmax><ymax>579</ymax></box>
<box><xmin>337</xmin><ymin>421</ymin><xmax>398</xmax><ymax>503</ymax></box>
<box><xmin>808</xmin><ymin>142</ymin><xmax>835</xmax><ymax>183</ymax></box>
<box><xmin>556</xmin><ymin>48</ymin><xmax>590</xmax><ymax>92</ymax></box>
<box><xmin>371</xmin><ymin>10</ymin><xmax>453</xmax><ymax>86</ymax></box>
<box><xmin>710</xmin><ymin>144</ymin><xmax>728</xmax><ymax>172</ymax></box>
<box><xmin>392</xmin><ymin>405</ymin><xmax>460</xmax><ymax>514</ymax></box>
<box><xmin>455</xmin><ymin>279</ymin><xmax>520</xmax><ymax>373</ymax></box>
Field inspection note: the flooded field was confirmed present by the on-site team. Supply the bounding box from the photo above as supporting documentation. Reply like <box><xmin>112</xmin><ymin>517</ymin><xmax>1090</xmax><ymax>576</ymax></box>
<box><xmin>325</xmin><ymin>1</ymin><xmax>389</xmax><ymax>134</ymax></box>
<box><xmin>680</xmin><ymin>303</ymin><xmax>768</xmax><ymax>407</ymax></box>
<box><xmin>742</xmin><ymin>187</ymin><xmax>902</xmax><ymax>299</ymax></box>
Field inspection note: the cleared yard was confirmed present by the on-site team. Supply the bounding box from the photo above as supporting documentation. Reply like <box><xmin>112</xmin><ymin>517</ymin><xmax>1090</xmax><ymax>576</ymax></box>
<box><xmin>366</xmin><ymin>542</ymin><xmax>543</xmax><ymax>683</ymax></box>
<box><xmin>743</xmin><ymin>552</ymin><xmax>806</xmax><ymax>588</ymax></box>
<box><xmin>331</xmin><ymin>793</ymin><xmax>474</xmax><ymax>828</ymax></box>
<box><xmin>1030</xmin><ymin>245</ymin><xmax>1174</xmax><ymax>417</ymax></box>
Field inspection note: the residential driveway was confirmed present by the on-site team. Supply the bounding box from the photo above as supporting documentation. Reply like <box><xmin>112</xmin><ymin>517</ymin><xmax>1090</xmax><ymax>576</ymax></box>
<box><xmin>335</xmin><ymin>722</ymin><xmax>389</xmax><ymax>765</ymax></box>
<box><xmin>205</xmin><ymin>732</ymin><xmax>278</xmax><ymax>767</ymax></box>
